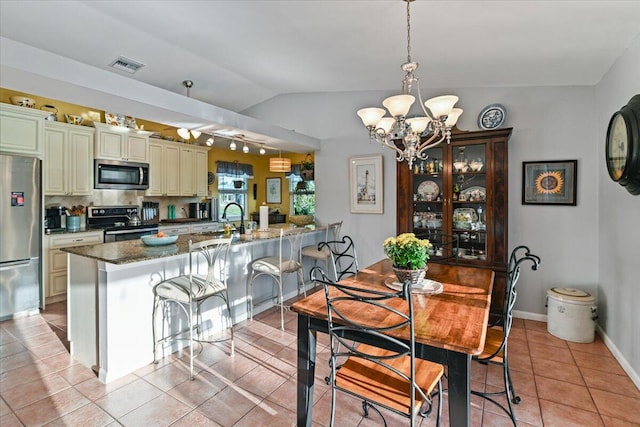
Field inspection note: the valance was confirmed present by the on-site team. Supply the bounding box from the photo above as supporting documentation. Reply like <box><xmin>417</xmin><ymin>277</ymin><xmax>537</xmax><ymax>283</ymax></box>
<box><xmin>216</xmin><ymin>161</ymin><xmax>254</xmax><ymax>178</ymax></box>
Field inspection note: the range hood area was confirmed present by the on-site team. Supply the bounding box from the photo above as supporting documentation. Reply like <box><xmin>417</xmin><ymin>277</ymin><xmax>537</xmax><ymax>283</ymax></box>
<box><xmin>0</xmin><ymin>37</ymin><xmax>320</xmax><ymax>154</ymax></box>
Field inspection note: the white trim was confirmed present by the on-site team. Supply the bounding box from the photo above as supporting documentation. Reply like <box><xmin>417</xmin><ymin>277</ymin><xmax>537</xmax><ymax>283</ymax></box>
<box><xmin>513</xmin><ymin>310</ymin><xmax>546</xmax><ymax>322</ymax></box>
<box><xmin>596</xmin><ymin>325</ymin><xmax>640</xmax><ymax>390</ymax></box>
<box><xmin>514</xmin><ymin>310</ymin><xmax>640</xmax><ymax>390</ymax></box>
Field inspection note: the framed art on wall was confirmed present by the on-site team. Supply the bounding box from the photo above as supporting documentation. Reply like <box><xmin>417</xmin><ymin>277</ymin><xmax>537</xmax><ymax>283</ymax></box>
<box><xmin>266</xmin><ymin>177</ymin><xmax>281</xmax><ymax>204</ymax></box>
<box><xmin>349</xmin><ymin>155</ymin><xmax>383</xmax><ymax>214</ymax></box>
<box><xmin>522</xmin><ymin>160</ymin><xmax>577</xmax><ymax>206</ymax></box>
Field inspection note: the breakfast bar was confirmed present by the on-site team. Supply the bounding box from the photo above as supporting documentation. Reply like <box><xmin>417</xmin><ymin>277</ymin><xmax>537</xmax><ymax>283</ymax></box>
<box><xmin>62</xmin><ymin>226</ymin><xmax>323</xmax><ymax>383</ymax></box>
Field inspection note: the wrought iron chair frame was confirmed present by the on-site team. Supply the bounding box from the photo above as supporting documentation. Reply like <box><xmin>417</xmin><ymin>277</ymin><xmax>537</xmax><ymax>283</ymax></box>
<box><xmin>300</xmin><ymin>220</ymin><xmax>343</xmax><ymax>282</ymax></box>
<box><xmin>315</xmin><ymin>269</ymin><xmax>443</xmax><ymax>427</ymax></box>
<box><xmin>472</xmin><ymin>245</ymin><xmax>540</xmax><ymax>425</ymax></box>
<box><xmin>318</xmin><ymin>235</ymin><xmax>360</xmax><ymax>282</ymax></box>
<box><xmin>152</xmin><ymin>237</ymin><xmax>234</xmax><ymax>380</ymax></box>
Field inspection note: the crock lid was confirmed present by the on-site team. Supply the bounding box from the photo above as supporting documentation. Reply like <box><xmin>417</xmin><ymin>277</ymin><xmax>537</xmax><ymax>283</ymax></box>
<box><xmin>547</xmin><ymin>287</ymin><xmax>595</xmax><ymax>302</ymax></box>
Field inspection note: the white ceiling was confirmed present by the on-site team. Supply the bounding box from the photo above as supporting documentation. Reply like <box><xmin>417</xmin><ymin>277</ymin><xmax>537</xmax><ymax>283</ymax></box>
<box><xmin>2</xmin><ymin>0</ymin><xmax>640</xmax><ymax>144</ymax></box>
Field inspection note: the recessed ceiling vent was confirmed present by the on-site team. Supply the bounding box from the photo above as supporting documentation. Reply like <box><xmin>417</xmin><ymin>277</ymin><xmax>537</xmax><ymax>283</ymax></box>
<box><xmin>109</xmin><ymin>56</ymin><xmax>145</xmax><ymax>74</ymax></box>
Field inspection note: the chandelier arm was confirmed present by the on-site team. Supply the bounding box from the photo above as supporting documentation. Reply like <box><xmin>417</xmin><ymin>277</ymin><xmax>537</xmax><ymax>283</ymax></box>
<box><xmin>370</xmin><ymin>129</ymin><xmax>406</xmax><ymax>159</ymax></box>
<box><xmin>413</xmin><ymin>77</ymin><xmax>435</xmax><ymax>120</ymax></box>
<box><xmin>416</xmin><ymin>131</ymin><xmax>443</xmax><ymax>151</ymax></box>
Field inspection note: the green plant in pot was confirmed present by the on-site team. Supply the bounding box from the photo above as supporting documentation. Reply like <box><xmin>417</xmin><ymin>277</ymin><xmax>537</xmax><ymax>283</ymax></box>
<box><xmin>383</xmin><ymin>233</ymin><xmax>432</xmax><ymax>285</ymax></box>
<box><xmin>300</xmin><ymin>153</ymin><xmax>314</xmax><ymax>181</ymax></box>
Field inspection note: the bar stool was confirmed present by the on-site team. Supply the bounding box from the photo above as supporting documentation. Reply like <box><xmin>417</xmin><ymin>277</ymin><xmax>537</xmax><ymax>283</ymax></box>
<box><xmin>152</xmin><ymin>237</ymin><xmax>234</xmax><ymax>380</ymax></box>
<box><xmin>248</xmin><ymin>228</ymin><xmax>306</xmax><ymax>330</ymax></box>
<box><xmin>300</xmin><ymin>221</ymin><xmax>342</xmax><ymax>282</ymax></box>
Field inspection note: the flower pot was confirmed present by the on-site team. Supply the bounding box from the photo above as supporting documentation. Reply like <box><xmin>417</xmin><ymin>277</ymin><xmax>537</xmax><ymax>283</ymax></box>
<box><xmin>392</xmin><ymin>266</ymin><xmax>428</xmax><ymax>285</ymax></box>
<box><xmin>301</xmin><ymin>170</ymin><xmax>314</xmax><ymax>181</ymax></box>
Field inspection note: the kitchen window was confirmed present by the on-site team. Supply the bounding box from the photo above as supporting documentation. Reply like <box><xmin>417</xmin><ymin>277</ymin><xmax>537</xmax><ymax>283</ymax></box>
<box><xmin>288</xmin><ymin>168</ymin><xmax>315</xmax><ymax>216</ymax></box>
<box><xmin>216</xmin><ymin>161</ymin><xmax>253</xmax><ymax>221</ymax></box>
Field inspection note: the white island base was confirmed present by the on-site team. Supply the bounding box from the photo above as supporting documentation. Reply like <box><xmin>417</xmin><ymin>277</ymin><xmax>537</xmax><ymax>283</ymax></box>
<box><xmin>67</xmin><ymin>229</ymin><xmax>322</xmax><ymax>383</ymax></box>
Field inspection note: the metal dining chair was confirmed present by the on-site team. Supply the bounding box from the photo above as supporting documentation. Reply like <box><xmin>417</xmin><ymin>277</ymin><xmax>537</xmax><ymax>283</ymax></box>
<box><xmin>472</xmin><ymin>245</ymin><xmax>540</xmax><ymax>425</ymax></box>
<box><xmin>318</xmin><ymin>234</ymin><xmax>359</xmax><ymax>281</ymax></box>
<box><xmin>152</xmin><ymin>237</ymin><xmax>234</xmax><ymax>380</ymax></box>
<box><xmin>248</xmin><ymin>227</ymin><xmax>306</xmax><ymax>330</ymax></box>
<box><xmin>300</xmin><ymin>221</ymin><xmax>342</xmax><ymax>282</ymax></box>
<box><xmin>315</xmin><ymin>271</ymin><xmax>443</xmax><ymax>427</ymax></box>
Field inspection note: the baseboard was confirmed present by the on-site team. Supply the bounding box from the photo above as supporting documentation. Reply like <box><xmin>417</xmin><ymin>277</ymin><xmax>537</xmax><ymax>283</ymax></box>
<box><xmin>596</xmin><ymin>325</ymin><xmax>640</xmax><ymax>389</ymax></box>
<box><xmin>513</xmin><ymin>310</ymin><xmax>547</xmax><ymax>322</ymax></box>
<box><xmin>513</xmin><ymin>310</ymin><xmax>640</xmax><ymax>390</ymax></box>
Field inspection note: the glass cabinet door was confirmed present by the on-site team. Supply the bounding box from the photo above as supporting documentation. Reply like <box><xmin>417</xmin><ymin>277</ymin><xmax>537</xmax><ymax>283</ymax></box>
<box><xmin>450</xmin><ymin>143</ymin><xmax>487</xmax><ymax>262</ymax></box>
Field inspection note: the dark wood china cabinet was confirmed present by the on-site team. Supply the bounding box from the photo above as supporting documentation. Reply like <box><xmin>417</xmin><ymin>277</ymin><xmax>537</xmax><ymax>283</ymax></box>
<box><xmin>396</xmin><ymin>127</ymin><xmax>512</xmax><ymax>322</ymax></box>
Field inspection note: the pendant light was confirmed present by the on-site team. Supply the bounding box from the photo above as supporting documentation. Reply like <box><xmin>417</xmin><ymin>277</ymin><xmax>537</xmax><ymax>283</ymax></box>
<box><xmin>269</xmin><ymin>152</ymin><xmax>291</xmax><ymax>172</ymax></box>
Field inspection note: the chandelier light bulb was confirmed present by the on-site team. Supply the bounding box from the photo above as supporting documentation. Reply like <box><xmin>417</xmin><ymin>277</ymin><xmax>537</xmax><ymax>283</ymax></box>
<box><xmin>242</xmin><ymin>143</ymin><xmax>249</xmax><ymax>153</ymax></box>
<box><xmin>355</xmin><ymin>0</ymin><xmax>462</xmax><ymax>169</ymax></box>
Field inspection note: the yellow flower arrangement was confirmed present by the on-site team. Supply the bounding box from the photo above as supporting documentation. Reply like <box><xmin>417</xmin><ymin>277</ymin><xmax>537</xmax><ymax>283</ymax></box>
<box><xmin>383</xmin><ymin>233</ymin><xmax>432</xmax><ymax>270</ymax></box>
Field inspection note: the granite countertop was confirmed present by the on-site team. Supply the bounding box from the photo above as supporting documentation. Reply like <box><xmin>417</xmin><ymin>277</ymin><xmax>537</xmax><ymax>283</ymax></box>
<box><xmin>61</xmin><ymin>225</ymin><xmax>321</xmax><ymax>265</ymax></box>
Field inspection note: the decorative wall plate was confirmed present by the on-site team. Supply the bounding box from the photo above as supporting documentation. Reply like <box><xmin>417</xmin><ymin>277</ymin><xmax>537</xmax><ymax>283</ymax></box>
<box><xmin>417</xmin><ymin>180</ymin><xmax>440</xmax><ymax>198</ymax></box>
<box><xmin>477</xmin><ymin>104</ymin><xmax>507</xmax><ymax>130</ymax></box>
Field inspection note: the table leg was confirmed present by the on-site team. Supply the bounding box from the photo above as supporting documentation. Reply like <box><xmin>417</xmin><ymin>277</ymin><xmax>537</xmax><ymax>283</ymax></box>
<box><xmin>297</xmin><ymin>314</ymin><xmax>316</xmax><ymax>427</ymax></box>
<box><xmin>447</xmin><ymin>351</ymin><xmax>471</xmax><ymax>427</ymax></box>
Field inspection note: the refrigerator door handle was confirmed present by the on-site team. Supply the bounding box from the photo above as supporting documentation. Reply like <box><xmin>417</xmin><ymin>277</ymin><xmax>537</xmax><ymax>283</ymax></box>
<box><xmin>0</xmin><ymin>259</ymin><xmax>31</xmax><ymax>270</ymax></box>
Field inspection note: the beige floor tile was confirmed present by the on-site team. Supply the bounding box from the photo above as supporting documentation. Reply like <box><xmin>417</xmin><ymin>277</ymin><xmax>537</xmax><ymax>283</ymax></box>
<box><xmin>95</xmin><ymin>378</ymin><xmax>164</xmax><ymax>418</ymax></box>
<box><xmin>1</xmin><ymin>373</ymin><xmax>71</xmax><ymax>410</ymax></box>
<box><xmin>74</xmin><ymin>372</ymin><xmax>139</xmax><ymax>401</ymax></box>
<box><xmin>591</xmin><ymin>388</ymin><xmax>640</xmax><ymax>424</ymax></box>
<box><xmin>46</xmin><ymin>402</ymin><xmax>115</xmax><ymax>426</ymax></box>
<box><xmin>532</xmin><ymin>357</ymin><xmax>585</xmax><ymax>385</ymax></box>
<box><xmin>0</xmin><ymin>411</ymin><xmax>22</xmax><ymax>427</ymax></box>
<box><xmin>539</xmin><ymin>399</ymin><xmax>604</xmax><ymax>427</ymax></box>
<box><xmin>232</xmin><ymin>399</ymin><xmax>296</xmax><ymax>427</ymax></box>
<box><xmin>572</xmin><ymin>349</ymin><xmax>628</xmax><ymax>376</ymax></box>
<box><xmin>567</xmin><ymin>335</ymin><xmax>609</xmax><ymax>355</ymax></box>
<box><xmin>197</xmin><ymin>385</ymin><xmax>260</xmax><ymax>426</ymax></box>
<box><xmin>0</xmin><ymin>341</ymin><xmax>28</xmax><ymax>359</ymax></box>
<box><xmin>143</xmin><ymin>361</ymin><xmax>192</xmax><ymax>392</ymax></box>
<box><xmin>166</xmin><ymin>369</ymin><xmax>227</xmax><ymax>408</ymax></box>
<box><xmin>0</xmin><ymin>397</ymin><xmax>11</xmax><ymax>416</ymax></box>
<box><xmin>118</xmin><ymin>393</ymin><xmax>191</xmax><ymax>427</ymax></box>
<box><xmin>55</xmin><ymin>362</ymin><xmax>97</xmax><ymax>385</ymax></box>
<box><xmin>534</xmin><ymin>376</ymin><xmax>597</xmax><ymax>412</ymax></box>
<box><xmin>526</xmin><ymin>328</ymin><xmax>569</xmax><ymax>348</ymax></box>
<box><xmin>14</xmin><ymin>388</ymin><xmax>90</xmax><ymax>426</ymax></box>
<box><xmin>580</xmin><ymin>366</ymin><xmax>640</xmax><ymax>398</ymax></box>
<box><xmin>170</xmin><ymin>410</ymin><xmax>222</xmax><ymax>426</ymax></box>
<box><xmin>208</xmin><ymin>350</ymin><xmax>259</xmax><ymax>382</ymax></box>
<box><xmin>601</xmin><ymin>414</ymin><xmax>640</xmax><ymax>426</ymax></box>
<box><xmin>233</xmin><ymin>363</ymin><xmax>290</xmax><ymax>399</ymax></box>
<box><xmin>0</xmin><ymin>348</ymin><xmax>37</xmax><ymax>373</ymax></box>
<box><xmin>523</xmin><ymin>320</ymin><xmax>548</xmax><ymax>332</ymax></box>
<box><xmin>528</xmin><ymin>341</ymin><xmax>575</xmax><ymax>365</ymax></box>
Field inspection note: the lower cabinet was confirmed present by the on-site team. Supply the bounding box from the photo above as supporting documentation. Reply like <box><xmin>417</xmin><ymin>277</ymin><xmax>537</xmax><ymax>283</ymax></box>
<box><xmin>45</xmin><ymin>231</ymin><xmax>103</xmax><ymax>299</ymax></box>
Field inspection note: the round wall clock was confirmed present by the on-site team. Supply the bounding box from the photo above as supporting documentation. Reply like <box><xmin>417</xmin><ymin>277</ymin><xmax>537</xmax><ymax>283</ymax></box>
<box><xmin>477</xmin><ymin>104</ymin><xmax>507</xmax><ymax>130</ymax></box>
<box><xmin>605</xmin><ymin>94</ymin><xmax>640</xmax><ymax>195</ymax></box>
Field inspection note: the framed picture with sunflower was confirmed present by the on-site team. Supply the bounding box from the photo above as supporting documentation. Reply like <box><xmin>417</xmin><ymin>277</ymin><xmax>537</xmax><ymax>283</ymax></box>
<box><xmin>522</xmin><ymin>160</ymin><xmax>577</xmax><ymax>205</ymax></box>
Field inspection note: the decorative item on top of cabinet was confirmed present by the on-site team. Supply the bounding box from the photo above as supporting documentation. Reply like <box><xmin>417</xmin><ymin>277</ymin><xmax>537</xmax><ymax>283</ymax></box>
<box><xmin>396</xmin><ymin>127</ymin><xmax>512</xmax><ymax>323</ymax></box>
<box><xmin>93</xmin><ymin>122</ymin><xmax>152</xmax><ymax>163</ymax></box>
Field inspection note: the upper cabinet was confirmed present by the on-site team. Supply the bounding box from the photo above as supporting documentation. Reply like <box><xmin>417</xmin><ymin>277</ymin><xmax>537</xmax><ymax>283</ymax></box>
<box><xmin>0</xmin><ymin>103</ymin><xmax>49</xmax><ymax>157</ymax></box>
<box><xmin>44</xmin><ymin>122</ymin><xmax>94</xmax><ymax>196</ymax></box>
<box><xmin>147</xmin><ymin>139</ymin><xmax>209</xmax><ymax>197</ymax></box>
<box><xmin>94</xmin><ymin>123</ymin><xmax>151</xmax><ymax>162</ymax></box>
<box><xmin>396</xmin><ymin>127</ymin><xmax>512</xmax><ymax>320</ymax></box>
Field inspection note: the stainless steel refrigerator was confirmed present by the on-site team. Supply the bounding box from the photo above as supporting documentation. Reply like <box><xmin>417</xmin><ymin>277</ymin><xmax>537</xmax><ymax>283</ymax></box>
<box><xmin>0</xmin><ymin>154</ymin><xmax>42</xmax><ymax>320</ymax></box>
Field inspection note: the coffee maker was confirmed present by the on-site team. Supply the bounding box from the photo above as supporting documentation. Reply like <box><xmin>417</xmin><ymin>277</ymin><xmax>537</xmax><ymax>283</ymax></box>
<box><xmin>45</xmin><ymin>206</ymin><xmax>65</xmax><ymax>232</ymax></box>
<box><xmin>189</xmin><ymin>201</ymin><xmax>213</xmax><ymax>220</ymax></box>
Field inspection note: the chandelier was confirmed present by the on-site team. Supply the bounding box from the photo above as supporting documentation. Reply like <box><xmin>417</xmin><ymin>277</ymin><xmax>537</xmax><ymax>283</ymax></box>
<box><xmin>356</xmin><ymin>0</ymin><xmax>462</xmax><ymax>169</ymax></box>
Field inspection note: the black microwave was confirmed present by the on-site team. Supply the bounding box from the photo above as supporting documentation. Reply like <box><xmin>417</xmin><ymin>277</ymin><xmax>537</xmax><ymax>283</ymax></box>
<box><xmin>94</xmin><ymin>159</ymin><xmax>149</xmax><ymax>190</ymax></box>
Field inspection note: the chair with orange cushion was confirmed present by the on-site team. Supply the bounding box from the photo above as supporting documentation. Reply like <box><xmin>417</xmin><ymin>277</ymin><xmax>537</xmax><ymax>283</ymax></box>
<box><xmin>316</xmin><ymin>270</ymin><xmax>443</xmax><ymax>427</ymax></box>
<box><xmin>472</xmin><ymin>245</ymin><xmax>540</xmax><ymax>425</ymax></box>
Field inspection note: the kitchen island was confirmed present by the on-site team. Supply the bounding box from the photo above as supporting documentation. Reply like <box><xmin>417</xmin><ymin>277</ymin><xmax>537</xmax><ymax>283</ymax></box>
<box><xmin>62</xmin><ymin>226</ymin><xmax>324</xmax><ymax>383</ymax></box>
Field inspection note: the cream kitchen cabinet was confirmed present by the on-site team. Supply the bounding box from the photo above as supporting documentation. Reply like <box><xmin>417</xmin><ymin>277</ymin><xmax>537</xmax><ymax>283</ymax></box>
<box><xmin>146</xmin><ymin>139</ymin><xmax>181</xmax><ymax>196</ymax></box>
<box><xmin>189</xmin><ymin>222</ymin><xmax>219</xmax><ymax>233</ymax></box>
<box><xmin>0</xmin><ymin>103</ymin><xmax>49</xmax><ymax>157</ymax></box>
<box><xmin>44</xmin><ymin>122</ymin><xmax>94</xmax><ymax>195</ymax></box>
<box><xmin>94</xmin><ymin>122</ymin><xmax>151</xmax><ymax>162</ymax></box>
<box><xmin>179</xmin><ymin>145</ymin><xmax>209</xmax><ymax>197</ymax></box>
<box><xmin>45</xmin><ymin>231</ymin><xmax>103</xmax><ymax>299</ymax></box>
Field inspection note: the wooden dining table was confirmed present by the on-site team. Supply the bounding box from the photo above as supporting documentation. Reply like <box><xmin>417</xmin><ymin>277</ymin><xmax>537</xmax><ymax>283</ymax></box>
<box><xmin>290</xmin><ymin>258</ymin><xmax>494</xmax><ymax>427</ymax></box>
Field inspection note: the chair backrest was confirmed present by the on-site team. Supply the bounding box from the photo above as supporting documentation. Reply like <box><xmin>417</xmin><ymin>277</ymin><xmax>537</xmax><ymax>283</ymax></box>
<box><xmin>279</xmin><ymin>227</ymin><xmax>306</xmax><ymax>270</ymax></box>
<box><xmin>188</xmin><ymin>237</ymin><xmax>233</xmax><ymax>293</ymax></box>
<box><xmin>319</xmin><ymin>235</ymin><xmax>359</xmax><ymax>281</ymax></box>
<box><xmin>490</xmin><ymin>245</ymin><xmax>540</xmax><ymax>356</ymax></box>
<box><xmin>319</xmin><ymin>276</ymin><xmax>430</xmax><ymax>418</ymax></box>
<box><xmin>325</xmin><ymin>221</ymin><xmax>342</xmax><ymax>242</ymax></box>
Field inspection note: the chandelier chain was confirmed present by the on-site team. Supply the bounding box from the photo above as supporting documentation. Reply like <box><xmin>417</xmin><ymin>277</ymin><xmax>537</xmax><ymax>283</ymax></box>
<box><xmin>406</xmin><ymin>0</ymin><xmax>412</xmax><ymax>63</ymax></box>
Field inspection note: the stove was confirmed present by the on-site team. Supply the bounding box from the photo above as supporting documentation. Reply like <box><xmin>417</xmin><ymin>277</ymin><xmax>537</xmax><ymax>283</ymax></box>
<box><xmin>87</xmin><ymin>205</ymin><xmax>158</xmax><ymax>242</ymax></box>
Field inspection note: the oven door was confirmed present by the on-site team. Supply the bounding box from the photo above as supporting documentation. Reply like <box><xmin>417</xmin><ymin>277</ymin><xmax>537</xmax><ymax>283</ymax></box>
<box><xmin>105</xmin><ymin>227</ymin><xmax>158</xmax><ymax>242</ymax></box>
